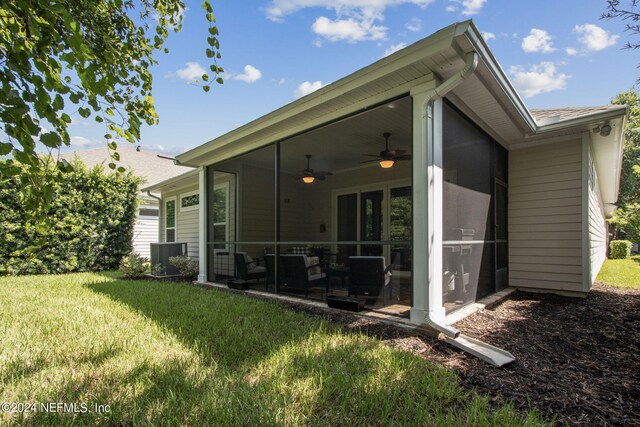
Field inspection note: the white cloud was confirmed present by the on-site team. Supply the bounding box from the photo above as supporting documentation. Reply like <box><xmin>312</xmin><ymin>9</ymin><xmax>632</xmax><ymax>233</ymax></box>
<box><xmin>445</xmin><ymin>5</ymin><xmax>457</xmax><ymax>12</ymax></box>
<box><xmin>566</xmin><ymin>47</ymin><xmax>578</xmax><ymax>56</ymax></box>
<box><xmin>294</xmin><ymin>80</ymin><xmax>326</xmax><ymax>98</ymax></box>
<box><xmin>273</xmin><ymin>77</ymin><xmax>286</xmax><ymax>86</ymax></box>
<box><xmin>70</xmin><ymin>136</ymin><xmax>100</xmax><ymax>148</ymax></box>
<box><xmin>574</xmin><ymin>24</ymin><xmax>619</xmax><ymax>51</ymax></box>
<box><xmin>406</xmin><ymin>17</ymin><xmax>421</xmax><ymax>32</ymax></box>
<box><xmin>510</xmin><ymin>62</ymin><xmax>569</xmax><ymax>98</ymax></box>
<box><xmin>175</xmin><ymin>62</ymin><xmax>206</xmax><ymax>81</ymax></box>
<box><xmin>264</xmin><ymin>0</ymin><xmax>433</xmax><ymax>22</ymax></box>
<box><xmin>482</xmin><ymin>31</ymin><xmax>496</xmax><ymax>41</ymax></box>
<box><xmin>521</xmin><ymin>28</ymin><xmax>556</xmax><ymax>53</ymax></box>
<box><xmin>231</xmin><ymin>65</ymin><xmax>262</xmax><ymax>83</ymax></box>
<box><xmin>312</xmin><ymin>15</ymin><xmax>386</xmax><ymax>42</ymax></box>
<box><xmin>460</xmin><ymin>0</ymin><xmax>486</xmax><ymax>15</ymax></box>
<box><xmin>382</xmin><ymin>42</ymin><xmax>407</xmax><ymax>57</ymax></box>
<box><xmin>264</xmin><ymin>0</ymin><xmax>433</xmax><ymax>43</ymax></box>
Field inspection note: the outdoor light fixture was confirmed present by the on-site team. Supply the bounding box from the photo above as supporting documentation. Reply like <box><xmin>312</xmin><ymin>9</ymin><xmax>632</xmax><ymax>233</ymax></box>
<box><xmin>302</xmin><ymin>176</ymin><xmax>315</xmax><ymax>184</ymax></box>
<box><xmin>379</xmin><ymin>159</ymin><xmax>395</xmax><ymax>169</ymax></box>
<box><xmin>592</xmin><ymin>124</ymin><xmax>612</xmax><ymax>137</ymax></box>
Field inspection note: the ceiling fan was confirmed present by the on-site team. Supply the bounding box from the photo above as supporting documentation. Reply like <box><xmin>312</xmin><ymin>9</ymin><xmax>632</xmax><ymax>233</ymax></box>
<box><xmin>297</xmin><ymin>154</ymin><xmax>332</xmax><ymax>183</ymax></box>
<box><xmin>362</xmin><ymin>132</ymin><xmax>411</xmax><ymax>168</ymax></box>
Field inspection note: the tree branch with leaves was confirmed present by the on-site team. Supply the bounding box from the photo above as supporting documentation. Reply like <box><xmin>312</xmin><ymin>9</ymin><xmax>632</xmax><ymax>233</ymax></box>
<box><xmin>0</xmin><ymin>0</ymin><xmax>222</xmax><ymax>226</ymax></box>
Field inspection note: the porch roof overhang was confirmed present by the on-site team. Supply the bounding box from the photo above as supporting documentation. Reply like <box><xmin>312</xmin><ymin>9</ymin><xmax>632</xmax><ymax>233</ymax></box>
<box><xmin>142</xmin><ymin>168</ymin><xmax>199</xmax><ymax>193</ymax></box>
<box><xmin>175</xmin><ymin>19</ymin><xmax>627</xmax><ymax>207</ymax></box>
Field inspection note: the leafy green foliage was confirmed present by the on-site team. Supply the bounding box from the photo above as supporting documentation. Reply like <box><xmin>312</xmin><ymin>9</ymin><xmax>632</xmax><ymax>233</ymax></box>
<box><xmin>119</xmin><ymin>253</ymin><xmax>149</xmax><ymax>279</ymax></box>
<box><xmin>610</xmin><ymin>240</ymin><xmax>633</xmax><ymax>259</ymax></box>
<box><xmin>0</xmin><ymin>0</ymin><xmax>222</xmax><ymax>223</ymax></box>
<box><xmin>0</xmin><ymin>159</ymin><xmax>140</xmax><ymax>275</ymax></box>
<box><xmin>609</xmin><ymin>90</ymin><xmax>640</xmax><ymax>241</ymax></box>
<box><xmin>169</xmin><ymin>255</ymin><xmax>199</xmax><ymax>278</ymax></box>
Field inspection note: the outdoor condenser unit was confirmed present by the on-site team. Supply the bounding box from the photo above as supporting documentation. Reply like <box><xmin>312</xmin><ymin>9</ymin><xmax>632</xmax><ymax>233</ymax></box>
<box><xmin>150</xmin><ymin>242</ymin><xmax>188</xmax><ymax>276</ymax></box>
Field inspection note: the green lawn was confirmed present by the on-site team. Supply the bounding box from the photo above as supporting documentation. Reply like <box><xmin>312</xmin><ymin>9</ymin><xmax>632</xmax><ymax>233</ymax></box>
<box><xmin>597</xmin><ymin>255</ymin><xmax>640</xmax><ymax>289</ymax></box>
<box><xmin>0</xmin><ymin>273</ymin><xmax>545</xmax><ymax>426</ymax></box>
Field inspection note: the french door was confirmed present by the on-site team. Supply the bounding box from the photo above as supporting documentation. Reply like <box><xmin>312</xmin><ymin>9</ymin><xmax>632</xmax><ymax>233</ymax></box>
<box><xmin>334</xmin><ymin>182</ymin><xmax>411</xmax><ymax>268</ymax></box>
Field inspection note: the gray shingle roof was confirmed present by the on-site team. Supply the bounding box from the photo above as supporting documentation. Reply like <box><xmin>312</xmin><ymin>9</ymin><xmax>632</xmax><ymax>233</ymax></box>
<box><xmin>62</xmin><ymin>145</ymin><xmax>194</xmax><ymax>187</ymax></box>
<box><xmin>530</xmin><ymin>105</ymin><xmax>623</xmax><ymax>122</ymax></box>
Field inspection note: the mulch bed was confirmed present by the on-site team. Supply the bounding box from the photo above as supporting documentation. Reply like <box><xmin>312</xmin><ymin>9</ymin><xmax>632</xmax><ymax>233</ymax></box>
<box><xmin>263</xmin><ymin>283</ymin><xmax>640</xmax><ymax>426</ymax></box>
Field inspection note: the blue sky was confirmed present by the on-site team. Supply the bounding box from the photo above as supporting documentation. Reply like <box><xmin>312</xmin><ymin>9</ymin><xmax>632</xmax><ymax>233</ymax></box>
<box><xmin>65</xmin><ymin>0</ymin><xmax>638</xmax><ymax>156</ymax></box>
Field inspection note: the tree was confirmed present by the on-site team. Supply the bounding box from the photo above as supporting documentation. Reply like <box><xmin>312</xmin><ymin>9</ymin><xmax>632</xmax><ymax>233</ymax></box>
<box><xmin>610</xmin><ymin>89</ymin><xmax>640</xmax><ymax>241</ymax></box>
<box><xmin>0</xmin><ymin>0</ymin><xmax>222</xmax><ymax>226</ymax></box>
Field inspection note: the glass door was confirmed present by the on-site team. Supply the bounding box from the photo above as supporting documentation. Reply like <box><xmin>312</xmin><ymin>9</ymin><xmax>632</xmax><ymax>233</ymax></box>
<box><xmin>360</xmin><ymin>190</ymin><xmax>384</xmax><ymax>256</ymax></box>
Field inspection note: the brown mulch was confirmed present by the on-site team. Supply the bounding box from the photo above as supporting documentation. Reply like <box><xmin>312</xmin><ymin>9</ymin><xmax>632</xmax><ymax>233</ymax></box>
<box><xmin>253</xmin><ymin>283</ymin><xmax>640</xmax><ymax>426</ymax></box>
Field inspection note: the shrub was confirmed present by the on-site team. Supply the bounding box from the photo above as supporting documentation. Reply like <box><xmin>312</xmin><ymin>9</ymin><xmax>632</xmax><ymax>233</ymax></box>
<box><xmin>0</xmin><ymin>159</ymin><xmax>140</xmax><ymax>275</ymax></box>
<box><xmin>169</xmin><ymin>255</ymin><xmax>199</xmax><ymax>279</ymax></box>
<box><xmin>119</xmin><ymin>253</ymin><xmax>148</xmax><ymax>279</ymax></box>
<box><xmin>610</xmin><ymin>240</ymin><xmax>633</xmax><ymax>259</ymax></box>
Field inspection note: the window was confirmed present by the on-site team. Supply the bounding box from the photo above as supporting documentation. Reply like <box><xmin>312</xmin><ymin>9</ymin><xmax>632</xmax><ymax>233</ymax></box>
<box><xmin>212</xmin><ymin>183</ymin><xmax>229</xmax><ymax>250</ymax></box>
<box><xmin>180</xmin><ymin>191</ymin><xmax>200</xmax><ymax>212</ymax></box>
<box><xmin>165</xmin><ymin>197</ymin><xmax>176</xmax><ymax>242</ymax></box>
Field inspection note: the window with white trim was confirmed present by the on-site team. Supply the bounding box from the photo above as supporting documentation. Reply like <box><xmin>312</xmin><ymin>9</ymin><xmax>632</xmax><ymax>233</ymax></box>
<box><xmin>180</xmin><ymin>190</ymin><xmax>200</xmax><ymax>212</ymax></box>
<box><xmin>212</xmin><ymin>183</ymin><xmax>229</xmax><ymax>250</ymax></box>
<box><xmin>165</xmin><ymin>197</ymin><xmax>176</xmax><ymax>242</ymax></box>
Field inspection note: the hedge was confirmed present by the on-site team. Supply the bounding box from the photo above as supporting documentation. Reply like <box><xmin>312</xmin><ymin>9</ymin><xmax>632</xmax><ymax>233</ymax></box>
<box><xmin>0</xmin><ymin>159</ymin><xmax>141</xmax><ymax>275</ymax></box>
<box><xmin>609</xmin><ymin>240</ymin><xmax>633</xmax><ymax>260</ymax></box>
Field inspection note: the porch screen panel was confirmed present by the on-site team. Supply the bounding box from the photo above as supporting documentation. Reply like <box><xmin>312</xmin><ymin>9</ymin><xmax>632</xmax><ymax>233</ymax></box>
<box><xmin>207</xmin><ymin>145</ymin><xmax>276</xmax><ymax>285</ymax></box>
<box><xmin>442</xmin><ymin>101</ymin><xmax>495</xmax><ymax>308</ymax></box>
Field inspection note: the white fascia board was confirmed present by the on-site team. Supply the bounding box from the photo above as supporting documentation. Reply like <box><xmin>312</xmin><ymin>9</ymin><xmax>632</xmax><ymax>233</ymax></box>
<box><xmin>142</xmin><ymin>169</ymin><xmax>200</xmax><ymax>193</ymax></box>
<box><xmin>455</xmin><ymin>22</ymin><xmax>537</xmax><ymax>132</ymax></box>
<box><xmin>535</xmin><ymin>106</ymin><xmax>627</xmax><ymax>134</ymax></box>
<box><xmin>176</xmin><ymin>22</ymin><xmax>470</xmax><ymax>167</ymax></box>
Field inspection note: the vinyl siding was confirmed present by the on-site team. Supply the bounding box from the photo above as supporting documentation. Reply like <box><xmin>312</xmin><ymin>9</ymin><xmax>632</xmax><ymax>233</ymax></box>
<box><xmin>160</xmin><ymin>184</ymin><xmax>200</xmax><ymax>260</ymax></box>
<box><xmin>587</xmin><ymin>144</ymin><xmax>607</xmax><ymax>287</ymax></box>
<box><xmin>509</xmin><ymin>139</ymin><xmax>584</xmax><ymax>292</ymax></box>
<box><xmin>132</xmin><ymin>215</ymin><xmax>158</xmax><ymax>258</ymax></box>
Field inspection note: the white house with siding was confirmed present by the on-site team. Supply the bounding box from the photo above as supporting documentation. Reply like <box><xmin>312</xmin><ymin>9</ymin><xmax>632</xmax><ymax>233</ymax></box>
<box><xmin>63</xmin><ymin>146</ymin><xmax>194</xmax><ymax>258</ymax></box>
<box><xmin>144</xmin><ymin>21</ymin><xmax>625</xmax><ymax>364</ymax></box>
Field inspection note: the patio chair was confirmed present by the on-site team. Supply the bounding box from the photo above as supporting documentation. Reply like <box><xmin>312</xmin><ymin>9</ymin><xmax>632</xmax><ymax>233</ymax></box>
<box><xmin>279</xmin><ymin>254</ymin><xmax>327</xmax><ymax>297</ymax></box>
<box><xmin>348</xmin><ymin>256</ymin><xmax>392</xmax><ymax>304</ymax></box>
<box><xmin>264</xmin><ymin>253</ymin><xmax>278</xmax><ymax>290</ymax></box>
<box><xmin>233</xmin><ymin>252</ymin><xmax>267</xmax><ymax>284</ymax></box>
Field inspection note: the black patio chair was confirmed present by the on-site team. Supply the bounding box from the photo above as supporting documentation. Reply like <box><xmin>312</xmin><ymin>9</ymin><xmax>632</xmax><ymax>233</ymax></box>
<box><xmin>279</xmin><ymin>254</ymin><xmax>327</xmax><ymax>298</ymax></box>
<box><xmin>348</xmin><ymin>256</ymin><xmax>392</xmax><ymax>304</ymax></box>
<box><xmin>233</xmin><ymin>252</ymin><xmax>267</xmax><ymax>285</ymax></box>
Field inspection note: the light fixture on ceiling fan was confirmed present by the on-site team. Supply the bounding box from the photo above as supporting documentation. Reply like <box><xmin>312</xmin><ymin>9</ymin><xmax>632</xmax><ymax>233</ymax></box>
<box><xmin>297</xmin><ymin>154</ymin><xmax>332</xmax><ymax>184</ymax></box>
<box><xmin>361</xmin><ymin>132</ymin><xmax>411</xmax><ymax>169</ymax></box>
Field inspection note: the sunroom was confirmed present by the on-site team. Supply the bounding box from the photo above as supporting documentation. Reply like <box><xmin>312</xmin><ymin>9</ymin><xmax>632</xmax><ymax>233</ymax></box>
<box><xmin>145</xmin><ymin>21</ymin><xmax>625</xmax><ymax>347</ymax></box>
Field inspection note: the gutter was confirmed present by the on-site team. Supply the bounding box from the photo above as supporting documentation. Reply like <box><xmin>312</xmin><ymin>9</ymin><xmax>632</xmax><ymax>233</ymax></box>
<box><xmin>423</xmin><ymin>50</ymin><xmax>477</xmax><ymax>340</ymax></box>
<box><xmin>146</xmin><ymin>191</ymin><xmax>161</xmax><ymax>203</ymax></box>
<box><xmin>423</xmin><ymin>50</ymin><xmax>515</xmax><ymax>367</ymax></box>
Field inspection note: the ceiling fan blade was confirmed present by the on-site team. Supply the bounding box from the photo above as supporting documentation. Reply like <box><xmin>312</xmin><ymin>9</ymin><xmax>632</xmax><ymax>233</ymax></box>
<box><xmin>314</xmin><ymin>171</ymin><xmax>332</xmax><ymax>177</ymax></box>
<box><xmin>395</xmin><ymin>154</ymin><xmax>412</xmax><ymax>160</ymax></box>
<box><xmin>315</xmin><ymin>175</ymin><xmax>326</xmax><ymax>180</ymax></box>
<box><xmin>362</xmin><ymin>154</ymin><xmax>381</xmax><ymax>158</ymax></box>
<box><xmin>388</xmin><ymin>149</ymin><xmax>406</xmax><ymax>157</ymax></box>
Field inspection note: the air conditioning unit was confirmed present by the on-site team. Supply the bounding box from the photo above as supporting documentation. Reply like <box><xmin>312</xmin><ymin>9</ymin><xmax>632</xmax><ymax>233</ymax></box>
<box><xmin>150</xmin><ymin>242</ymin><xmax>188</xmax><ymax>276</ymax></box>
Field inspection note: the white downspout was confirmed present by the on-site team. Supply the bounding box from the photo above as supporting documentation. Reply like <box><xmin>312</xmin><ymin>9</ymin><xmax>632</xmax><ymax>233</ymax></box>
<box><xmin>423</xmin><ymin>51</ymin><xmax>478</xmax><ymax>339</ymax></box>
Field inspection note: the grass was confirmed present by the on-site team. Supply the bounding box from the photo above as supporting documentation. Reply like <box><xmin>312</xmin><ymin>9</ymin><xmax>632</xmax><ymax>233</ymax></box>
<box><xmin>0</xmin><ymin>273</ymin><xmax>546</xmax><ymax>426</ymax></box>
<box><xmin>597</xmin><ymin>255</ymin><xmax>640</xmax><ymax>289</ymax></box>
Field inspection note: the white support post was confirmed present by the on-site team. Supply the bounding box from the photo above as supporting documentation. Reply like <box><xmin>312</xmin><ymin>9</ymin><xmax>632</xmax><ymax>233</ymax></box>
<box><xmin>410</xmin><ymin>81</ymin><xmax>445</xmax><ymax>324</ymax></box>
<box><xmin>198</xmin><ymin>166</ymin><xmax>208</xmax><ymax>283</ymax></box>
